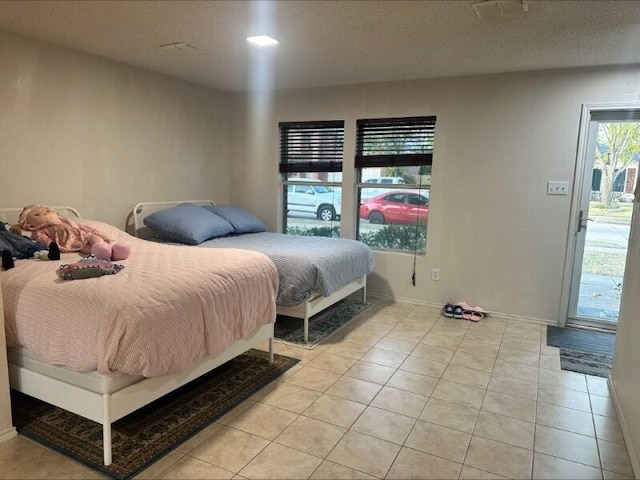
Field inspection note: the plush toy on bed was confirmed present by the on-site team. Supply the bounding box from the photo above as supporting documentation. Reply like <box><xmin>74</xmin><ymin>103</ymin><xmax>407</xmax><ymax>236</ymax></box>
<box><xmin>18</xmin><ymin>205</ymin><xmax>131</xmax><ymax>261</ymax></box>
<box><xmin>1</xmin><ymin>222</ymin><xmax>60</xmax><ymax>270</ymax></box>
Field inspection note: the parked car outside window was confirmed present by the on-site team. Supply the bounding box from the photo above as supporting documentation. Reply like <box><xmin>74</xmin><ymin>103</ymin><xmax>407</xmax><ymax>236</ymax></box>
<box><xmin>286</xmin><ymin>179</ymin><xmax>342</xmax><ymax>221</ymax></box>
<box><xmin>359</xmin><ymin>190</ymin><xmax>429</xmax><ymax>225</ymax></box>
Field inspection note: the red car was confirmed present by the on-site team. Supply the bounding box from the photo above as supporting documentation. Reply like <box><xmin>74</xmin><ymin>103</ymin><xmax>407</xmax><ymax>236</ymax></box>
<box><xmin>359</xmin><ymin>190</ymin><xmax>429</xmax><ymax>225</ymax></box>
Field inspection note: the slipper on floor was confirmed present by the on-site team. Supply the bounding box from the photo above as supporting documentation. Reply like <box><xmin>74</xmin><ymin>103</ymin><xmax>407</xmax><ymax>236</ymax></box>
<box><xmin>442</xmin><ymin>303</ymin><xmax>455</xmax><ymax>317</ymax></box>
<box><xmin>468</xmin><ymin>311</ymin><xmax>484</xmax><ymax>322</ymax></box>
<box><xmin>457</xmin><ymin>301</ymin><xmax>485</xmax><ymax>314</ymax></box>
<box><xmin>453</xmin><ymin>305</ymin><xmax>464</xmax><ymax>319</ymax></box>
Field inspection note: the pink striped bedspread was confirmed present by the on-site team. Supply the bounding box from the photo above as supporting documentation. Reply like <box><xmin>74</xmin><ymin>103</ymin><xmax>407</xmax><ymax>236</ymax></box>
<box><xmin>2</xmin><ymin>219</ymin><xmax>278</xmax><ymax>377</ymax></box>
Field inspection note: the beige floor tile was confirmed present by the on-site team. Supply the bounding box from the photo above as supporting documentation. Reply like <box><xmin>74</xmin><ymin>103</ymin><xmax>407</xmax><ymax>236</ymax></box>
<box><xmin>310</xmin><ymin>460</ymin><xmax>376</xmax><ymax>479</ymax></box>
<box><xmin>539</xmin><ymin>355</ymin><xmax>561</xmax><ymax>370</ymax></box>
<box><xmin>405</xmin><ymin>305</ymin><xmax>442</xmax><ymax>321</ymax></box>
<box><xmin>323</xmin><ymin>340</ymin><xmax>372</xmax><ymax>360</ymax></box>
<box><xmin>500</xmin><ymin>338</ymin><xmax>541</xmax><ymax>353</ymax></box>
<box><xmin>409</xmin><ymin>344</ymin><xmax>456</xmax><ymax>364</ymax></box>
<box><xmin>361</xmin><ymin>311</ymin><xmax>403</xmax><ymax>327</ymax></box>
<box><xmin>540</xmin><ymin>344</ymin><xmax>560</xmax><ymax>356</ymax></box>
<box><xmin>370</xmin><ymin>385</ymin><xmax>428</xmax><ymax>418</ymax></box>
<box><xmin>360</xmin><ymin>347</ymin><xmax>408</xmax><ymax>368</ymax></box>
<box><xmin>497</xmin><ymin>347</ymin><xmax>540</xmax><ymax>367</ymax></box>
<box><xmin>326</xmin><ymin>430</ymin><xmax>401</xmax><ymax>478</ymax></box>
<box><xmin>432</xmin><ymin>379</ymin><xmax>486</xmax><ymax>410</ymax></box>
<box><xmin>532</xmin><ymin>452</ymin><xmax>603</xmax><ymax>479</ymax></box>
<box><xmin>0</xmin><ymin>437</ymin><xmax>51</xmax><ymax>474</ymax></box>
<box><xmin>459</xmin><ymin>465</ymin><xmax>507</xmax><ymax>479</ymax></box>
<box><xmin>386</xmin><ymin>369</ymin><xmax>439</xmax><ymax>396</ymax></box>
<box><xmin>487</xmin><ymin>374</ymin><xmax>538</xmax><ymax>400</ymax></box>
<box><xmin>420</xmin><ymin>332</ymin><xmax>463</xmax><ymax>350</ymax></box>
<box><xmin>504</xmin><ymin>326</ymin><xmax>543</xmax><ymax>341</ymax></box>
<box><xmin>534</xmin><ymin>425</ymin><xmax>600</xmax><ymax>468</ymax></box>
<box><xmin>352</xmin><ymin>406</ymin><xmax>416</xmax><ymax>445</ymax></box>
<box><xmin>326</xmin><ymin>375</ymin><xmax>383</xmax><ymax>404</ymax></box>
<box><xmin>342</xmin><ymin>330</ymin><xmax>386</xmax><ymax>347</ymax></box>
<box><xmin>465</xmin><ymin>436</ymin><xmax>533</xmax><ymax>479</ymax></box>
<box><xmin>0</xmin><ymin>447</ymin><xmax>103</xmax><ymax>480</ymax></box>
<box><xmin>399</xmin><ymin>355</ymin><xmax>448</xmax><ymax>378</ymax></box>
<box><xmin>259</xmin><ymin>382</ymin><xmax>322</xmax><ymax>413</ymax></box>
<box><xmin>602</xmin><ymin>470</ymin><xmax>634</xmax><ymax>479</ymax></box>
<box><xmin>189</xmin><ymin>426</ymin><xmax>270</xmax><ymax>473</ymax></box>
<box><xmin>587</xmin><ymin>376</ymin><xmax>611</xmax><ymax>397</ymax></box>
<box><xmin>405</xmin><ymin>420</ymin><xmax>471</xmax><ymax>463</ymax></box>
<box><xmin>386</xmin><ymin>325</ymin><xmax>428</xmax><ymax>343</ymax></box>
<box><xmin>176</xmin><ymin>422</ymin><xmax>223</xmax><ymax>454</ymax></box>
<box><xmin>135</xmin><ymin>450</ymin><xmax>185</xmax><ymax>479</ymax></box>
<box><xmin>345</xmin><ymin>360</ymin><xmax>396</xmax><ymax>384</ymax></box>
<box><xmin>457</xmin><ymin>339</ymin><xmax>500</xmax><ymax>358</ymax></box>
<box><xmin>225</xmin><ymin>403</ymin><xmax>298</xmax><ymax>441</ymax></box>
<box><xmin>307</xmin><ymin>352</ymin><xmax>358</xmax><ymax>375</ymax></box>
<box><xmin>157</xmin><ymin>456</ymin><xmax>234</xmax><ymax>479</ymax></box>
<box><xmin>374</xmin><ymin>336</ymin><xmax>418</xmax><ymax>354</ymax></box>
<box><xmin>304</xmin><ymin>394</ymin><xmax>367</xmax><ymax>428</ymax></box>
<box><xmin>591</xmin><ymin>395</ymin><xmax>618</xmax><ymax>418</ymax></box>
<box><xmin>536</xmin><ymin>402</ymin><xmax>595</xmax><ymax>437</ymax></box>
<box><xmin>463</xmin><ymin>330</ymin><xmax>504</xmax><ymax>347</ymax></box>
<box><xmin>275</xmin><ymin>415</ymin><xmax>346</xmax><ymax>458</ymax></box>
<box><xmin>377</xmin><ymin>301</ymin><xmax>416</xmax><ymax>317</ymax></box>
<box><xmin>286</xmin><ymin>365</ymin><xmax>342</xmax><ymax>392</ymax></box>
<box><xmin>216</xmin><ymin>399</ymin><xmax>256</xmax><ymax>425</ymax></box>
<box><xmin>441</xmin><ymin>364</ymin><xmax>491</xmax><ymax>389</ymax></box>
<box><xmin>538</xmin><ymin>368</ymin><xmax>588</xmax><ymax>392</ymax></box>
<box><xmin>537</xmin><ymin>383</ymin><xmax>592</xmax><ymax>413</ymax></box>
<box><xmin>449</xmin><ymin>350</ymin><xmax>496</xmax><ymax>373</ymax></box>
<box><xmin>386</xmin><ymin>446</ymin><xmax>461</xmax><ymax>479</ymax></box>
<box><xmin>492</xmin><ymin>359</ymin><xmax>539</xmax><ymax>383</ymax></box>
<box><xmin>593</xmin><ymin>414</ymin><xmax>625</xmax><ymax>444</ymax></box>
<box><xmin>598</xmin><ymin>438</ymin><xmax>634</xmax><ymax>477</ymax></box>
<box><xmin>238</xmin><ymin>442</ymin><xmax>323</xmax><ymax>479</ymax></box>
<box><xmin>482</xmin><ymin>390</ymin><xmax>536</xmax><ymax>422</ymax></box>
<box><xmin>419</xmin><ymin>398</ymin><xmax>479</xmax><ymax>434</ymax></box>
<box><xmin>474</xmin><ymin>410</ymin><xmax>535</xmax><ymax>449</ymax></box>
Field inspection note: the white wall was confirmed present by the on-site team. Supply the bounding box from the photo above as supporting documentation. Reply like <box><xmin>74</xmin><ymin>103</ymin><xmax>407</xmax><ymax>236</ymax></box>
<box><xmin>611</xmin><ymin>198</ymin><xmax>640</xmax><ymax>476</ymax></box>
<box><xmin>0</xmin><ymin>30</ymin><xmax>232</xmax><ymax>229</ymax></box>
<box><xmin>230</xmin><ymin>68</ymin><xmax>640</xmax><ymax>324</ymax></box>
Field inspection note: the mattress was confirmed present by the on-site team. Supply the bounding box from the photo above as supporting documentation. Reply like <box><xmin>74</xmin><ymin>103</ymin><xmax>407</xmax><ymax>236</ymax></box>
<box><xmin>195</xmin><ymin>232</ymin><xmax>375</xmax><ymax>306</ymax></box>
<box><xmin>2</xmin><ymin>219</ymin><xmax>279</xmax><ymax>377</ymax></box>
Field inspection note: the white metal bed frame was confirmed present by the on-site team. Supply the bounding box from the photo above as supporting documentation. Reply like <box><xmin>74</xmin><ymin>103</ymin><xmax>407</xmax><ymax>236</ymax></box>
<box><xmin>131</xmin><ymin>201</ymin><xmax>368</xmax><ymax>343</ymax></box>
<box><xmin>1</xmin><ymin>206</ymin><xmax>274</xmax><ymax>466</ymax></box>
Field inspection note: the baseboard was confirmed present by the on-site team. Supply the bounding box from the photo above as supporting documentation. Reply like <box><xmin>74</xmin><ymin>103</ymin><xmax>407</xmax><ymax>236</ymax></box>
<box><xmin>608</xmin><ymin>376</ymin><xmax>640</xmax><ymax>478</ymax></box>
<box><xmin>0</xmin><ymin>426</ymin><xmax>17</xmax><ymax>443</ymax></box>
<box><xmin>368</xmin><ymin>293</ymin><xmax>555</xmax><ymax>326</ymax></box>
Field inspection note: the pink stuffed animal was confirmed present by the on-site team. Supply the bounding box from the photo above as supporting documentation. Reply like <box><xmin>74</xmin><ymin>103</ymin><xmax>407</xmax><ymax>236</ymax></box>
<box><xmin>18</xmin><ymin>205</ymin><xmax>130</xmax><ymax>261</ymax></box>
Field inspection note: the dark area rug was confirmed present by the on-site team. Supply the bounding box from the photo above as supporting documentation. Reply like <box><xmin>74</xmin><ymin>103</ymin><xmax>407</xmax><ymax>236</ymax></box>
<box><xmin>546</xmin><ymin>325</ymin><xmax>615</xmax><ymax>377</ymax></box>
<box><xmin>11</xmin><ymin>349</ymin><xmax>299</xmax><ymax>480</ymax></box>
<box><xmin>275</xmin><ymin>298</ymin><xmax>374</xmax><ymax>349</ymax></box>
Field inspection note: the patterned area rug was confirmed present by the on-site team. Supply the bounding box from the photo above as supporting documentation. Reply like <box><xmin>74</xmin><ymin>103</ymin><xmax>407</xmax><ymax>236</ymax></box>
<box><xmin>11</xmin><ymin>349</ymin><xmax>299</xmax><ymax>480</ymax></box>
<box><xmin>546</xmin><ymin>326</ymin><xmax>615</xmax><ymax>377</ymax></box>
<box><xmin>275</xmin><ymin>298</ymin><xmax>374</xmax><ymax>349</ymax></box>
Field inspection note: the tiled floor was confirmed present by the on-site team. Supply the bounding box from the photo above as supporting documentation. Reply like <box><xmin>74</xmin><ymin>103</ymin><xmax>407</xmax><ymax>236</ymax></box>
<box><xmin>0</xmin><ymin>300</ymin><xmax>636</xmax><ymax>479</ymax></box>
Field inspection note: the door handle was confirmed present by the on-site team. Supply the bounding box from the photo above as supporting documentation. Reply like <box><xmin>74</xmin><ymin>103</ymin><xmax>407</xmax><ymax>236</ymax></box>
<box><xmin>577</xmin><ymin>210</ymin><xmax>591</xmax><ymax>233</ymax></box>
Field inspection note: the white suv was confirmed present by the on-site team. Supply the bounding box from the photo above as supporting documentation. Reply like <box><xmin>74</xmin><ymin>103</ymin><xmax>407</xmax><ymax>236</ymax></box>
<box><xmin>364</xmin><ymin>177</ymin><xmax>406</xmax><ymax>185</ymax></box>
<box><xmin>287</xmin><ymin>180</ymin><xmax>341</xmax><ymax>221</ymax></box>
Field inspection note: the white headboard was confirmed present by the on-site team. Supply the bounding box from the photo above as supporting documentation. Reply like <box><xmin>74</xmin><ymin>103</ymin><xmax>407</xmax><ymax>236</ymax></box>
<box><xmin>0</xmin><ymin>206</ymin><xmax>81</xmax><ymax>225</ymax></box>
<box><xmin>131</xmin><ymin>200</ymin><xmax>215</xmax><ymax>239</ymax></box>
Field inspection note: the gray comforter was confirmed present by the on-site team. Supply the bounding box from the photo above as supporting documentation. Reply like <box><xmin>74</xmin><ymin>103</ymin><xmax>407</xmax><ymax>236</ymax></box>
<box><xmin>197</xmin><ymin>232</ymin><xmax>375</xmax><ymax>306</ymax></box>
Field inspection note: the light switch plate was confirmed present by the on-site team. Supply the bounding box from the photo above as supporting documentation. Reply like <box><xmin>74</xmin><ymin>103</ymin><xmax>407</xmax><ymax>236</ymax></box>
<box><xmin>547</xmin><ymin>181</ymin><xmax>569</xmax><ymax>195</ymax></box>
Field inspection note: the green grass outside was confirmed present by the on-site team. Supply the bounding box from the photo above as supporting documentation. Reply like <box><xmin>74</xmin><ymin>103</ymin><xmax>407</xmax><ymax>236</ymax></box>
<box><xmin>582</xmin><ymin>251</ymin><xmax>627</xmax><ymax>277</ymax></box>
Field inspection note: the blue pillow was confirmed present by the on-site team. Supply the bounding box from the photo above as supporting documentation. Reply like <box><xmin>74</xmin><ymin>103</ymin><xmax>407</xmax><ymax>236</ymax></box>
<box><xmin>143</xmin><ymin>203</ymin><xmax>234</xmax><ymax>245</ymax></box>
<box><xmin>203</xmin><ymin>205</ymin><xmax>266</xmax><ymax>234</ymax></box>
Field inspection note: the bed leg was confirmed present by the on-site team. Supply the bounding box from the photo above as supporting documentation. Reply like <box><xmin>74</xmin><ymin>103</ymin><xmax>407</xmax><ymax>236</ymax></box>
<box><xmin>102</xmin><ymin>394</ymin><xmax>112</xmax><ymax>466</ymax></box>
<box><xmin>363</xmin><ymin>281</ymin><xmax>367</xmax><ymax>303</ymax></box>
<box><xmin>268</xmin><ymin>337</ymin><xmax>274</xmax><ymax>364</ymax></box>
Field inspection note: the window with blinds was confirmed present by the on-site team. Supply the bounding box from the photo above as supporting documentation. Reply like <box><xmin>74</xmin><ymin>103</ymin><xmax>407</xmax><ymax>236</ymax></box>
<box><xmin>279</xmin><ymin>120</ymin><xmax>345</xmax><ymax>237</ymax></box>
<box><xmin>356</xmin><ymin>116</ymin><xmax>436</xmax><ymax>256</ymax></box>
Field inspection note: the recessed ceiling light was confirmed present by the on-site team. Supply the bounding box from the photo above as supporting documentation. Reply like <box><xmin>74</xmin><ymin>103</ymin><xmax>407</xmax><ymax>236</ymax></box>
<box><xmin>247</xmin><ymin>35</ymin><xmax>279</xmax><ymax>47</ymax></box>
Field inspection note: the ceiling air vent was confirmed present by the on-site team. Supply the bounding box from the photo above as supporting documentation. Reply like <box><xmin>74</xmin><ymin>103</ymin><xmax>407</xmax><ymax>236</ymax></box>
<box><xmin>471</xmin><ymin>0</ymin><xmax>528</xmax><ymax>18</ymax></box>
<box><xmin>159</xmin><ymin>42</ymin><xmax>201</xmax><ymax>53</ymax></box>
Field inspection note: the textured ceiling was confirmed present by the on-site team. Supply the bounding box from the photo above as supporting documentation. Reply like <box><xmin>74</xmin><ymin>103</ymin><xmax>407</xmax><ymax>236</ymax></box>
<box><xmin>0</xmin><ymin>0</ymin><xmax>639</xmax><ymax>92</ymax></box>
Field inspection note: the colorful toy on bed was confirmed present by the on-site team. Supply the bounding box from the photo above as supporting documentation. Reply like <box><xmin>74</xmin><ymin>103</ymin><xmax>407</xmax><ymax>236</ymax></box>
<box><xmin>18</xmin><ymin>205</ymin><xmax>131</xmax><ymax>261</ymax></box>
<box><xmin>1</xmin><ymin>221</ymin><xmax>60</xmax><ymax>270</ymax></box>
<box><xmin>56</xmin><ymin>255</ymin><xmax>125</xmax><ymax>280</ymax></box>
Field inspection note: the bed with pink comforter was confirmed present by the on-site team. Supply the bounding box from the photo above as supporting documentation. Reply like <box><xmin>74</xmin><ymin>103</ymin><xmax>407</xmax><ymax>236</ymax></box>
<box><xmin>2</xmin><ymin>219</ymin><xmax>279</xmax><ymax>377</ymax></box>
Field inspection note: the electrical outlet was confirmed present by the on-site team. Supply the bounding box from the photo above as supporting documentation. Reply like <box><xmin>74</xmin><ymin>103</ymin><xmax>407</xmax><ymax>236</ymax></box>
<box><xmin>431</xmin><ymin>268</ymin><xmax>440</xmax><ymax>281</ymax></box>
<box><xmin>547</xmin><ymin>181</ymin><xmax>569</xmax><ymax>195</ymax></box>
